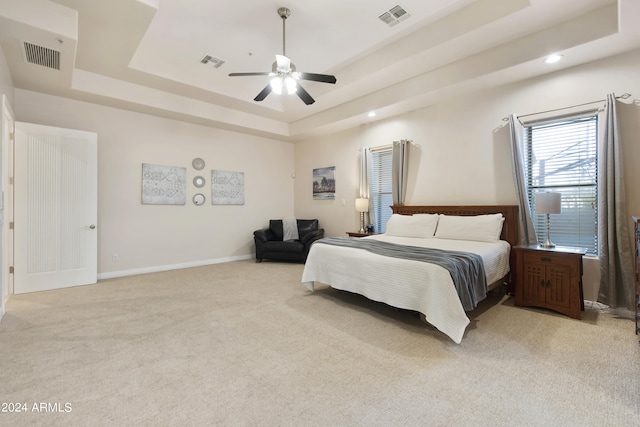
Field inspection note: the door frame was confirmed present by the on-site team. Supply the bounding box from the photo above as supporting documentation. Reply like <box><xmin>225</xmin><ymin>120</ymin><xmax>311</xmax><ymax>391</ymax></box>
<box><xmin>0</xmin><ymin>95</ymin><xmax>14</xmax><ymax>317</ymax></box>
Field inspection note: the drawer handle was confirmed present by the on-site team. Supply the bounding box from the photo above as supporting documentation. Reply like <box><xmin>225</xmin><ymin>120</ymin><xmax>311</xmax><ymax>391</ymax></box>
<box><xmin>541</xmin><ymin>257</ymin><xmax>552</xmax><ymax>262</ymax></box>
<box><xmin>540</xmin><ymin>279</ymin><xmax>545</xmax><ymax>287</ymax></box>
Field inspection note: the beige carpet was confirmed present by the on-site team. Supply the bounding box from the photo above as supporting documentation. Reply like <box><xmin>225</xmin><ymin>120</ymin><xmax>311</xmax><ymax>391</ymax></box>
<box><xmin>1</xmin><ymin>260</ymin><xmax>638</xmax><ymax>426</ymax></box>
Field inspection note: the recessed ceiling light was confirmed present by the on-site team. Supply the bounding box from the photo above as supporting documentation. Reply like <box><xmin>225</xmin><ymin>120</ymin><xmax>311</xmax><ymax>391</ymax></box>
<box><xmin>545</xmin><ymin>54</ymin><xmax>563</xmax><ymax>64</ymax></box>
<box><xmin>368</xmin><ymin>111</ymin><xmax>376</xmax><ymax>118</ymax></box>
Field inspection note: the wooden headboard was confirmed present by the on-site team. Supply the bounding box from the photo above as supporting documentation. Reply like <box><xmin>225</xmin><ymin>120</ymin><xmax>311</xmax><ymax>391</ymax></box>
<box><xmin>391</xmin><ymin>205</ymin><xmax>519</xmax><ymax>247</ymax></box>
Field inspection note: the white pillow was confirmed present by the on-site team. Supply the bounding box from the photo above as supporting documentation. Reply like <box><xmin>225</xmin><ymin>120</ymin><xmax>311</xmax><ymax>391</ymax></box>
<box><xmin>434</xmin><ymin>213</ymin><xmax>505</xmax><ymax>242</ymax></box>
<box><xmin>385</xmin><ymin>214</ymin><xmax>439</xmax><ymax>238</ymax></box>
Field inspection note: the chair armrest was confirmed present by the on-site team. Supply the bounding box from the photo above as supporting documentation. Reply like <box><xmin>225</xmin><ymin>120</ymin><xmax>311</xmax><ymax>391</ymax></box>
<box><xmin>254</xmin><ymin>228</ymin><xmax>275</xmax><ymax>243</ymax></box>
<box><xmin>301</xmin><ymin>228</ymin><xmax>324</xmax><ymax>245</ymax></box>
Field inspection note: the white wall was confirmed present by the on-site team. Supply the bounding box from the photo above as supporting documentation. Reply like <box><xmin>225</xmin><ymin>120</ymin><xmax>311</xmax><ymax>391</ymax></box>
<box><xmin>14</xmin><ymin>90</ymin><xmax>295</xmax><ymax>276</ymax></box>
<box><xmin>294</xmin><ymin>48</ymin><xmax>640</xmax><ymax>301</ymax></box>
<box><xmin>0</xmin><ymin>46</ymin><xmax>13</xmax><ymax>107</ymax></box>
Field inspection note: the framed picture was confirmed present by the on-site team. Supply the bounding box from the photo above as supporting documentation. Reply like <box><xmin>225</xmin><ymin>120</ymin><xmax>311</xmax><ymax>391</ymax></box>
<box><xmin>313</xmin><ymin>166</ymin><xmax>335</xmax><ymax>200</ymax></box>
<box><xmin>211</xmin><ymin>170</ymin><xmax>245</xmax><ymax>205</ymax></box>
<box><xmin>141</xmin><ymin>163</ymin><xmax>186</xmax><ymax>205</ymax></box>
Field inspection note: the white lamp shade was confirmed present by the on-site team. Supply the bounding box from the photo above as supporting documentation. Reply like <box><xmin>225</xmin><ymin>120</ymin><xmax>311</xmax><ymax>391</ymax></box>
<box><xmin>270</xmin><ymin>76</ymin><xmax>297</xmax><ymax>95</ymax></box>
<box><xmin>269</xmin><ymin>77</ymin><xmax>283</xmax><ymax>94</ymax></box>
<box><xmin>355</xmin><ymin>198</ymin><xmax>369</xmax><ymax>212</ymax></box>
<box><xmin>535</xmin><ymin>192</ymin><xmax>561</xmax><ymax>214</ymax></box>
<box><xmin>284</xmin><ymin>76</ymin><xmax>297</xmax><ymax>94</ymax></box>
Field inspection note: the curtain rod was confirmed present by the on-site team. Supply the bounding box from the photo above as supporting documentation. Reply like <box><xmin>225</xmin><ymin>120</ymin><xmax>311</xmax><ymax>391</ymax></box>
<box><xmin>360</xmin><ymin>140</ymin><xmax>421</xmax><ymax>153</ymax></box>
<box><xmin>502</xmin><ymin>93</ymin><xmax>631</xmax><ymax>122</ymax></box>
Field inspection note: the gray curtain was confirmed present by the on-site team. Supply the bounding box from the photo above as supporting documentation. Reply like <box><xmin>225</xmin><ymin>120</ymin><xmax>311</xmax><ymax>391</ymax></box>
<box><xmin>359</xmin><ymin>147</ymin><xmax>373</xmax><ymax>227</ymax></box>
<box><xmin>598</xmin><ymin>93</ymin><xmax>635</xmax><ymax>314</ymax></box>
<box><xmin>508</xmin><ymin>115</ymin><xmax>537</xmax><ymax>246</ymax></box>
<box><xmin>392</xmin><ymin>140</ymin><xmax>410</xmax><ymax>206</ymax></box>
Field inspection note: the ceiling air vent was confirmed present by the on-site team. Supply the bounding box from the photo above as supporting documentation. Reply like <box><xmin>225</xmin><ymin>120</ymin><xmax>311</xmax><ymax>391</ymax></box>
<box><xmin>201</xmin><ymin>55</ymin><xmax>225</xmax><ymax>69</ymax></box>
<box><xmin>378</xmin><ymin>5</ymin><xmax>411</xmax><ymax>27</ymax></box>
<box><xmin>23</xmin><ymin>41</ymin><xmax>61</xmax><ymax>70</ymax></box>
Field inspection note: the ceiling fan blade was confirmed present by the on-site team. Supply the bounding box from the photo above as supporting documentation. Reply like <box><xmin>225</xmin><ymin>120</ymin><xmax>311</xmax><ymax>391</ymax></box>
<box><xmin>297</xmin><ymin>72</ymin><xmax>337</xmax><ymax>84</ymax></box>
<box><xmin>296</xmin><ymin>84</ymin><xmax>315</xmax><ymax>105</ymax></box>
<box><xmin>254</xmin><ymin>84</ymin><xmax>273</xmax><ymax>102</ymax></box>
<box><xmin>229</xmin><ymin>72</ymin><xmax>271</xmax><ymax>77</ymax></box>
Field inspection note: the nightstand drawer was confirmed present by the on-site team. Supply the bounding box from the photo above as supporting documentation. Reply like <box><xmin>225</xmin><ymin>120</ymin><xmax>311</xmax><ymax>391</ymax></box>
<box><xmin>523</xmin><ymin>253</ymin><xmax>555</xmax><ymax>264</ymax></box>
<box><xmin>522</xmin><ymin>252</ymin><xmax>575</xmax><ymax>269</ymax></box>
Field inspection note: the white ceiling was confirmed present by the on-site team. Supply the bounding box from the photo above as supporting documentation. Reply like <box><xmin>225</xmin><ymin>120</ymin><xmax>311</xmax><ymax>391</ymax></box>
<box><xmin>1</xmin><ymin>0</ymin><xmax>639</xmax><ymax>141</ymax></box>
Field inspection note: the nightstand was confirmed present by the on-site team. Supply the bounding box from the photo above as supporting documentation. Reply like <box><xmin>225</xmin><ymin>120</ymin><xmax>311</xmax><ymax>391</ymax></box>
<box><xmin>513</xmin><ymin>245</ymin><xmax>586</xmax><ymax>319</ymax></box>
<box><xmin>346</xmin><ymin>231</ymin><xmax>376</xmax><ymax>238</ymax></box>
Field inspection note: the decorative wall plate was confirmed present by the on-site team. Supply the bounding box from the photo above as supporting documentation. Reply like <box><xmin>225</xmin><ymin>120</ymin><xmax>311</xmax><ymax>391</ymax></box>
<box><xmin>192</xmin><ymin>158</ymin><xmax>205</xmax><ymax>170</ymax></box>
<box><xmin>193</xmin><ymin>176</ymin><xmax>205</xmax><ymax>188</ymax></box>
<box><xmin>193</xmin><ymin>193</ymin><xmax>205</xmax><ymax>205</ymax></box>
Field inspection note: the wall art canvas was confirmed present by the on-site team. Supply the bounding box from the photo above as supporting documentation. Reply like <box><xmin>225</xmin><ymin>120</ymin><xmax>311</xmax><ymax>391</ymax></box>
<box><xmin>313</xmin><ymin>166</ymin><xmax>336</xmax><ymax>200</ymax></box>
<box><xmin>211</xmin><ymin>170</ymin><xmax>245</xmax><ymax>205</ymax></box>
<box><xmin>141</xmin><ymin>163</ymin><xmax>187</xmax><ymax>205</ymax></box>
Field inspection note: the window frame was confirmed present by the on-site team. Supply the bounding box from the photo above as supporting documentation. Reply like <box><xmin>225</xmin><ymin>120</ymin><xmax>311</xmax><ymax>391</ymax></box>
<box><xmin>523</xmin><ymin>113</ymin><xmax>599</xmax><ymax>255</ymax></box>
<box><xmin>370</xmin><ymin>146</ymin><xmax>393</xmax><ymax>234</ymax></box>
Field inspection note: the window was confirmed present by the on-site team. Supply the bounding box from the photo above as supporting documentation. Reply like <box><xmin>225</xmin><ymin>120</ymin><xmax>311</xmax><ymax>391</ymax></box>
<box><xmin>524</xmin><ymin>114</ymin><xmax>598</xmax><ymax>255</ymax></box>
<box><xmin>370</xmin><ymin>147</ymin><xmax>393</xmax><ymax>233</ymax></box>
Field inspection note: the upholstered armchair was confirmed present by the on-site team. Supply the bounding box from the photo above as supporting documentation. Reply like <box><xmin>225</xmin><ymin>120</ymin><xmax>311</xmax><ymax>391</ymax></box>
<box><xmin>253</xmin><ymin>219</ymin><xmax>324</xmax><ymax>263</ymax></box>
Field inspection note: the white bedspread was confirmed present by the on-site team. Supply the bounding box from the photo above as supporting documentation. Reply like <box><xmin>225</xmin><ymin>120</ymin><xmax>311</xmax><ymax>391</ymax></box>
<box><xmin>301</xmin><ymin>235</ymin><xmax>511</xmax><ymax>344</ymax></box>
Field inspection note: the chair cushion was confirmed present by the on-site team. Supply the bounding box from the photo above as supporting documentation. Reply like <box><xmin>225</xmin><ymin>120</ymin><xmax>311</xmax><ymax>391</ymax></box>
<box><xmin>269</xmin><ymin>220</ymin><xmax>284</xmax><ymax>241</ymax></box>
<box><xmin>269</xmin><ymin>219</ymin><xmax>318</xmax><ymax>241</ymax></box>
<box><xmin>262</xmin><ymin>241</ymin><xmax>305</xmax><ymax>253</ymax></box>
<box><xmin>297</xmin><ymin>219</ymin><xmax>318</xmax><ymax>237</ymax></box>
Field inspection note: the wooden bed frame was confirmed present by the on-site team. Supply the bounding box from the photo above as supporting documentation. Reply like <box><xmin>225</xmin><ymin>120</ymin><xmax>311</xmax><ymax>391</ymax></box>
<box><xmin>390</xmin><ymin>205</ymin><xmax>519</xmax><ymax>246</ymax></box>
<box><xmin>391</xmin><ymin>205</ymin><xmax>520</xmax><ymax>291</ymax></box>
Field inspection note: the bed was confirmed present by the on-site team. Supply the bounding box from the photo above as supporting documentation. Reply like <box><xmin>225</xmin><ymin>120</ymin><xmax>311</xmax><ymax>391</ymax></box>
<box><xmin>301</xmin><ymin>205</ymin><xmax>519</xmax><ymax>343</ymax></box>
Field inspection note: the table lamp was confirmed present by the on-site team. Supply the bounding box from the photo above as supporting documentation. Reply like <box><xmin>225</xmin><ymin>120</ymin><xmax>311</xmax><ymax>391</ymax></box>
<box><xmin>535</xmin><ymin>192</ymin><xmax>561</xmax><ymax>248</ymax></box>
<box><xmin>355</xmin><ymin>198</ymin><xmax>369</xmax><ymax>233</ymax></box>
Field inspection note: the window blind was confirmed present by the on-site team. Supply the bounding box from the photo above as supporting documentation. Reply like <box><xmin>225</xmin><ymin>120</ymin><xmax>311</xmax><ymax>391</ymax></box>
<box><xmin>371</xmin><ymin>148</ymin><xmax>393</xmax><ymax>233</ymax></box>
<box><xmin>525</xmin><ymin>114</ymin><xmax>598</xmax><ymax>255</ymax></box>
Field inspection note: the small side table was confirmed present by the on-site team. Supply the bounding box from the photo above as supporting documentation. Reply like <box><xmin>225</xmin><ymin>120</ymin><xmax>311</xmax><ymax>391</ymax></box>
<box><xmin>346</xmin><ymin>231</ymin><xmax>376</xmax><ymax>238</ymax></box>
<box><xmin>513</xmin><ymin>245</ymin><xmax>586</xmax><ymax>319</ymax></box>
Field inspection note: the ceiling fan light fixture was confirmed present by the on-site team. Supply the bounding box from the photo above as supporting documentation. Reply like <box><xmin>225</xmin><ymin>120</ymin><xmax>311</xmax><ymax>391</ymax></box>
<box><xmin>269</xmin><ymin>76</ymin><xmax>297</xmax><ymax>95</ymax></box>
<box><xmin>270</xmin><ymin>77</ymin><xmax>283</xmax><ymax>94</ymax></box>
<box><xmin>284</xmin><ymin>76</ymin><xmax>297</xmax><ymax>94</ymax></box>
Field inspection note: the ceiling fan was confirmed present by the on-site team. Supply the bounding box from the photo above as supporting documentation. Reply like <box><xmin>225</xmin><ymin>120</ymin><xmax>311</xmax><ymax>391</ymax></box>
<box><xmin>228</xmin><ymin>7</ymin><xmax>337</xmax><ymax>105</ymax></box>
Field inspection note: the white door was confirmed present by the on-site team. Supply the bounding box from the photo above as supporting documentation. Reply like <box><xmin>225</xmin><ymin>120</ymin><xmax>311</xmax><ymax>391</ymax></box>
<box><xmin>14</xmin><ymin>122</ymin><xmax>97</xmax><ymax>294</ymax></box>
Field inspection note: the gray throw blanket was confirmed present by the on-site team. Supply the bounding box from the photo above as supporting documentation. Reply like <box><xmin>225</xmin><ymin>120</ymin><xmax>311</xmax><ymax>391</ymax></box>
<box><xmin>315</xmin><ymin>237</ymin><xmax>487</xmax><ymax>311</ymax></box>
<box><xmin>283</xmin><ymin>217</ymin><xmax>299</xmax><ymax>241</ymax></box>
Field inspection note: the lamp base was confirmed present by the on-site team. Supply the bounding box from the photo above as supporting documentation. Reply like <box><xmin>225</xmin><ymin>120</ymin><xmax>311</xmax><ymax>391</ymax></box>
<box><xmin>539</xmin><ymin>216</ymin><xmax>555</xmax><ymax>248</ymax></box>
<box><xmin>359</xmin><ymin>212</ymin><xmax>366</xmax><ymax>233</ymax></box>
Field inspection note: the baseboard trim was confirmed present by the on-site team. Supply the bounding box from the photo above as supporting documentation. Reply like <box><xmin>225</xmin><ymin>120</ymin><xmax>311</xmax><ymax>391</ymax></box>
<box><xmin>97</xmin><ymin>254</ymin><xmax>254</xmax><ymax>280</ymax></box>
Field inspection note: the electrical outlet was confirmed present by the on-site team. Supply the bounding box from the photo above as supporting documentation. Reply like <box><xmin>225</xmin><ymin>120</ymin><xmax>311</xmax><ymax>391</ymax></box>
<box><xmin>112</xmin><ymin>254</ymin><xmax>119</xmax><ymax>262</ymax></box>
